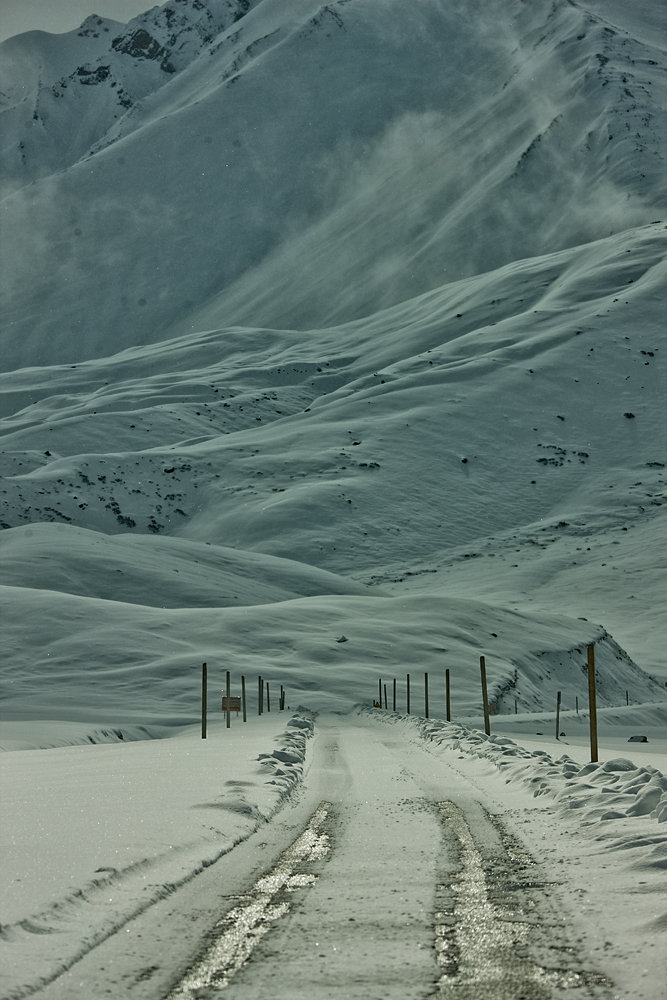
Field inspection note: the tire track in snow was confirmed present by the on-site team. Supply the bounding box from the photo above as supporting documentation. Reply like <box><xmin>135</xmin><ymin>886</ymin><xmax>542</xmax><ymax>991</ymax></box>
<box><xmin>171</xmin><ymin>717</ymin><xmax>614</xmax><ymax>999</ymax></box>
<box><xmin>165</xmin><ymin>801</ymin><xmax>333</xmax><ymax>998</ymax></box>
<box><xmin>434</xmin><ymin>801</ymin><xmax>614</xmax><ymax>999</ymax></box>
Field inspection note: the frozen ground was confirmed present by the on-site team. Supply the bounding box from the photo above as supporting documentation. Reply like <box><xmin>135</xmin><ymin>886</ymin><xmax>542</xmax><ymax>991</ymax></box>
<box><xmin>0</xmin><ymin>0</ymin><xmax>666</xmax><ymax>997</ymax></box>
<box><xmin>1</xmin><ymin>708</ymin><xmax>665</xmax><ymax>999</ymax></box>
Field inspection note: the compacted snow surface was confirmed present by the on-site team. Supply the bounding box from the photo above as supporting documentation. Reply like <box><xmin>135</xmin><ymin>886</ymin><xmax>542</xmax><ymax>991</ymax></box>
<box><xmin>0</xmin><ymin>0</ymin><xmax>666</xmax><ymax>997</ymax></box>
<box><xmin>1</xmin><ymin>710</ymin><xmax>666</xmax><ymax>999</ymax></box>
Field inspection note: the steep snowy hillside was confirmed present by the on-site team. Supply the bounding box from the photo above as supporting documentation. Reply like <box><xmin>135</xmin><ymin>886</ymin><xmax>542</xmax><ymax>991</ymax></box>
<box><xmin>0</xmin><ymin>0</ymin><xmax>665</xmax><ymax>729</ymax></box>
<box><xmin>0</xmin><ymin>1</ymin><xmax>259</xmax><ymax>185</ymax></box>
<box><xmin>1</xmin><ymin>0</ymin><xmax>666</xmax><ymax>366</ymax></box>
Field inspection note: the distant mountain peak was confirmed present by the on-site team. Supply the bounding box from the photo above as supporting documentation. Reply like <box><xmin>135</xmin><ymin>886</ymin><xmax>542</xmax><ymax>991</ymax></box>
<box><xmin>109</xmin><ymin>0</ymin><xmax>256</xmax><ymax>75</ymax></box>
<box><xmin>0</xmin><ymin>0</ymin><xmax>261</xmax><ymax>184</ymax></box>
<box><xmin>77</xmin><ymin>15</ymin><xmax>118</xmax><ymax>38</ymax></box>
<box><xmin>111</xmin><ymin>25</ymin><xmax>176</xmax><ymax>73</ymax></box>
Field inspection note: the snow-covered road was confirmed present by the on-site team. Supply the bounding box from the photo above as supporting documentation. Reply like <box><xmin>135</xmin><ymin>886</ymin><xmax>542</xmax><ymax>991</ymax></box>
<box><xmin>16</xmin><ymin>713</ymin><xmax>640</xmax><ymax>1000</ymax></box>
<box><xmin>175</xmin><ymin>717</ymin><xmax>612</xmax><ymax>1000</ymax></box>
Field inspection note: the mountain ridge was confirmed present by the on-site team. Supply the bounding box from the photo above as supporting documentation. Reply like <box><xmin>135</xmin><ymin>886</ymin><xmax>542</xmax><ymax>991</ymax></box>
<box><xmin>2</xmin><ymin>0</ymin><xmax>665</xmax><ymax>369</ymax></box>
<box><xmin>0</xmin><ymin>0</ymin><xmax>665</xmax><ymax>724</ymax></box>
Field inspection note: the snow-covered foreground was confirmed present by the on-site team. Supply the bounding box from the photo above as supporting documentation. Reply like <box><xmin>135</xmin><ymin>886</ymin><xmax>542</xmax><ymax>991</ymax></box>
<box><xmin>1</xmin><ymin>708</ymin><xmax>665</xmax><ymax>999</ymax></box>
<box><xmin>1</xmin><ymin>0</ymin><xmax>666</xmax><ymax>996</ymax></box>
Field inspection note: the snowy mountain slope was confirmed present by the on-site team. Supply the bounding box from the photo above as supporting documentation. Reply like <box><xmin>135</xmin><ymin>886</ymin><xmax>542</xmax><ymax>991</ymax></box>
<box><xmin>0</xmin><ymin>1</ymin><xmax>259</xmax><ymax>186</ymax></box>
<box><xmin>0</xmin><ymin>10</ymin><xmax>666</xmax><ymax>992</ymax></box>
<box><xmin>1</xmin><ymin>224</ymin><xmax>664</xmax><ymax>569</ymax></box>
<box><xmin>1</xmin><ymin>0</ymin><xmax>666</xmax><ymax>367</ymax></box>
<box><xmin>1</xmin><ymin>574</ymin><xmax>660</xmax><ymax>726</ymax></box>
<box><xmin>0</xmin><ymin>523</ymin><xmax>370</xmax><ymax>607</ymax></box>
<box><xmin>0</xmin><ymin>0</ymin><xmax>666</xmax><ymax>732</ymax></box>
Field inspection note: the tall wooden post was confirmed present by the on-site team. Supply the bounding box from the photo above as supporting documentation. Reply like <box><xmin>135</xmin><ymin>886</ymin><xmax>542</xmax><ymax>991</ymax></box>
<box><xmin>259</xmin><ymin>675</ymin><xmax>263</xmax><ymax>715</ymax></box>
<box><xmin>383</xmin><ymin>683</ymin><xmax>387</xmax><ymax>710</ymax></box>
<box><xmin>424</xmin><ymin>673</ymin><xmax>429</xmax><ymax>718</ymax></box>
<box><xmin>555</xmin><ymin>690</ymin><xmax>561</xmax><ymax>740</ymax></box>
<box><xmin>267</xmin><ymin>682</ymin><xmax>271</xmax><ymax>712</ymax></box>
<box><xmin>226</xmin><ymin>671</ymin><xmax>231</xmax><ymax>729</ymax></box>
<box><xmin>393</xmin><ymin>678</ymin><xmax>396</xmax><ymax>712</ymax></box>
<box><xmin>587</xmin><ymin>643</ymin><xmax>598</xmax><ymax>762</ymax></box>
<box><xmin>445</xmin><ymin>669</ymin><xmax>451</xmax><ymax>722</ymax></box>
<box><xmin>480</xmin><ymin>656</ymin><xmax>491</xmax><ymax>736</ymax></box>
<box><xmin>406</xmin><ymin>673</ymin><xmax>411</xmax><ymax>715</ymax></box>
<box><xmin>242</xmin><ymin>675</ymin><xmax>247</xmax><ymax>722</ymax></box>
<box><xmin>378</xmin><ymin>678</ymin><xmax>382</xmax><ymax>708</ymax></box>
<box><xmin>201</xmin><ymin>662</ymin><xmax>207</xmax><ymax>739</ymax></box>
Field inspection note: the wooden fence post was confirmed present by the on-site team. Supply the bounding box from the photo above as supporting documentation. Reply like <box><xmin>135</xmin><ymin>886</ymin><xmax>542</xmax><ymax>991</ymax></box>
<box><xmin>587</xmin><ymin>643</ymin><xmax>598</xmax><ymax>762</ymax></box>
<box><xmin>378</xmin><ymin>678</ymin><xmax>382</xmax><ymax>708</ymax></box>
<box><xmin>407</xmin><ymin>673</ymin><xmax>411</xmax><ymax>715</ymax></box>
<box><xmin>226</xmin><ymin>671</ymin><xmax>231</xmax><ymax>729</ymax></box>
<box><xmin>393</xmin><ymin>678</ymin><xmax>396</xmax><ymax>712</ymax></box>
<box><xmin>259</xmin><ymin>675</ymin><xmax>263</xmax><ymax>716</ymax></box>
<box><xmin>445</xmin><ymin>669</ymin><xmax>451</xmax><ymax>722</ymax></box>
<box><xmin>201</xmin><ymin>662</ymin><xmax>207</xmax><ymax>740</ymax></box>
<box><xmin>555</xmin><ymin>690</ymin><xmax>561</xmax><ymax>740</ymax></box>
<box><xmin>425</xmin><ymin>672</ymin><xmax>429</xmax><ymax>718</ymax></box>
<box><xmin>267</xmin><ymin>682</ymin><xmax>271</xmax><ymax>712</ymax></box>
<box><xmin>480</xmin><ymin>656</ymin><xmax>491</xmax><ymax>736</ymax></box>
<box><xmin>242</xmin><ymin>675</ymin><xmax>247</xmax><ymax>722</ymax></box>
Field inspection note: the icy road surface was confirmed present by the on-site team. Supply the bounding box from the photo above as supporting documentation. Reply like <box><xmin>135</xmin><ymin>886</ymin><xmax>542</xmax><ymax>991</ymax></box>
<box><xmin>27</xmin><ymin>714</ymin><xmax>618</xmax><ymax>1000</ymax></box>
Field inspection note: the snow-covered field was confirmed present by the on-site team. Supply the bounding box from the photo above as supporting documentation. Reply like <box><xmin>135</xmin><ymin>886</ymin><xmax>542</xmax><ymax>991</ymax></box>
<box><xmin>0</xmin><ymin>0</ymin><xmax>666</xmax><ymax>996</ymax></box>
<box><xmin>1</xmin><ymin>709</ymin><xmax>665</xmax><ymax>998</ymax></box>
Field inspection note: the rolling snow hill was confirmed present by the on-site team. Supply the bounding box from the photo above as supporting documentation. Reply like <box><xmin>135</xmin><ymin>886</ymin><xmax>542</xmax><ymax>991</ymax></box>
<box><xmin>0</xmin><ymin>0</ymin><xmax>665</xmax><ymax>735</ymax></box>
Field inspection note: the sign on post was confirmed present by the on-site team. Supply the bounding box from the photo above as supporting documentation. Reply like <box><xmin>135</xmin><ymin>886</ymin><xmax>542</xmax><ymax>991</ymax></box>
<box><xmin>222</xmin><ymin>696</ymin><xmax>242</xmax><ymax>714</ymax></box>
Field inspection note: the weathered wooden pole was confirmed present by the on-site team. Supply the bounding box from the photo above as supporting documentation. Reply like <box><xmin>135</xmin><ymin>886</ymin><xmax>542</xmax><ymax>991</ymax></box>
<box><xmin>226</xmin><ymin>670</ymin><xmax>231</xmax><ymax>729</ymax></box>
<box><xmin>201</xmin><ymin>662</ymin><xmax>207</xmax><ymax>739</ymax></box>
<box><xmin>555</xmin><ymin>690</ymin><xmax>561</xmax><ymax>740</ymax></box>
<box><xmin>378</xmin><ymin>678</ymin><xmax>382</xmax><ymax>708</ymax></box>
<box><xmin>445</xmin><ymin>669</ymin><xmax>451</xmax><ymax>722</ymax></box>
<box><xmin>393</xmin><ymin>678</ymin><xmax>396</xmax><ymax>712</ymax></box>
<box><xmin>424</xmin><ymin>672</ymin><xmax>429</xmax><ymax>718</ymax></box>
<box><xmin>406</xmin><ymin>673</ymin><xmax>411</xmax><ymax>715</ymax></box>
<box><xmin>267</xmin><ymin>681</ymin><xmax>271</xmax><ymax>712</ymax></box>
<box><xmin>259</xmin><ymin>675</ymin><xmax>263</xmax><ymax>716</ymax></box>
<box><xmin>383</xmin><ymin>683</ymin><xmax>388</xmax><ymax>710</ymax></box>
<box><xmin>480</xmin><ymin>655</ymin><xmax>491</xmax><ymax>736</ymax></box>
<box><xmin>587</xmin><ymin>643</ymin><xmax>598</xmax><ymax>762</ymax></box>
<box><xmin>242</xmin><ymin>675</ymin><xmax>247</xmax><ymax>722</ymax></box>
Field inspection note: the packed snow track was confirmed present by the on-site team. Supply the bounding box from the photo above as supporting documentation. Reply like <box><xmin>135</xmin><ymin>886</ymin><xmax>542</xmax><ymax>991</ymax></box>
<box><xmin>24</xmin><ymin>714</ymin><xmax>616</xmax><ymax>1000</ymax></box>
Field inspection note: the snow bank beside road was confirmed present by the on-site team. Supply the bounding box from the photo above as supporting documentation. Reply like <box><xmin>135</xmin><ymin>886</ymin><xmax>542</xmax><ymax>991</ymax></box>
<box><xmin>0</xmin><ymin>711</ymin><xmax>313</xmax><ymax>1000</ymax></box>
<box><xmin>367</xmin><ymin>707</ymin><xmax>667</xmax><ymax>994</ymax></box>
<box><xmin>424</xmin><ymin>720</ymin><xmax>667</xmax><ymax>824</ymax></box>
